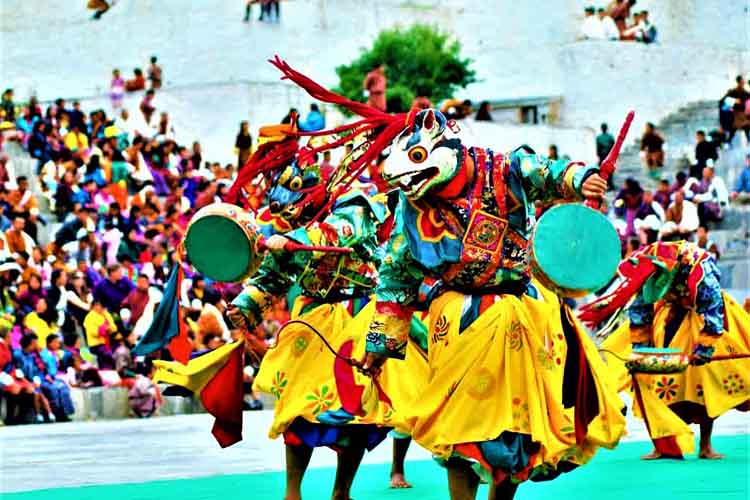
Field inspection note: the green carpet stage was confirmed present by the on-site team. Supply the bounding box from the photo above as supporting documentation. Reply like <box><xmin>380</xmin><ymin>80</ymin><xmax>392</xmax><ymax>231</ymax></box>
<box><xmin>7</xmin><ymin>435</ymin><xmax>748</xmax><ymax>500</ymax></box>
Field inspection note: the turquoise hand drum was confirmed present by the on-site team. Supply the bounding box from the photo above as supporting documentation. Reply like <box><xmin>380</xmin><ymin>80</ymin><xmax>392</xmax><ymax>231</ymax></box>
<box><xmin>184</xmin><ymin>203</ymin><xmax>265</xmax><ymax>283</ymax></box>
<box><xmin>531</xmin><ymin>203</ymin><xmax>621</xmax><ymax>298</ymax></box>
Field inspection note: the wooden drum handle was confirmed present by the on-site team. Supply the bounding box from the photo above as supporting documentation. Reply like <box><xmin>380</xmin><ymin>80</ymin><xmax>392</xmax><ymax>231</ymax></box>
<box><xmin>257</xmin><ymin>240</ymin><xmax>352</xmax><ymax>254</ymax></box>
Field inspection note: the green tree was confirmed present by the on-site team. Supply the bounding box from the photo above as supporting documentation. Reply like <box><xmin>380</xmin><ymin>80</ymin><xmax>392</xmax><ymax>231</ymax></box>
<box><xmin>335</xmin><ymin>24</ymin><xmax>476</xmax><ymax>113</ymax></box>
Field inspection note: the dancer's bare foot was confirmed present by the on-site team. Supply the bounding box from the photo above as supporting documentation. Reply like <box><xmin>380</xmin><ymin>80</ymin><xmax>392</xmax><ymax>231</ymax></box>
<box><xmin>640</xmin><ymin>449</ymin><xmax>663</xmax><ymax>460</ymax></box>
<box><xmin>698</xmin><ymin>447</ymin><xmax>724</xmax><ymax>459</ymax></box>
<box><xmin>390</xmin><ymin>473</ymin><xmax>412</xmax><ymax>489</ymax></box>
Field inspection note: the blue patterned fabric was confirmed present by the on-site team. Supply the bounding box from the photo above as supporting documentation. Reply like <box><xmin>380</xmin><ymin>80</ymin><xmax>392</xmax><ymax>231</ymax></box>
<box><xmin>286</xmin><ymin>417</ymin><xmax>391</xmax><ymax>451</ymax></box>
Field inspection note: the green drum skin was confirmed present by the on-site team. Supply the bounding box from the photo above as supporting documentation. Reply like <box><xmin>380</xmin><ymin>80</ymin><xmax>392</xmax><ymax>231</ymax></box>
<box><xmin>183</xmin><ymin>203</ymin><xmax>263</xmax><ymax>283</ymax></box>
<box><xmin>531</xmin><ymin>203</ymin><xmax>621</xmax><ymax>298</ymax></box>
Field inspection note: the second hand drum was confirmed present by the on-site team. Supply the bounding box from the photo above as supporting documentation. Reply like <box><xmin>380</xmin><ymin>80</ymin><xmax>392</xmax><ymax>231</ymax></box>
<box><xmin>183</xmin><ymin>202</ymin><xmax>351</xmax><ymax>283</ymax></box>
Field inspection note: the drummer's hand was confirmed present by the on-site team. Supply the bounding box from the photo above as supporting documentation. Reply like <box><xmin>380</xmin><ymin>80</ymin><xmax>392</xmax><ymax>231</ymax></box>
<box><xmin>265</xmin><ymin>234</ymin><xmax>289</xmax><ymax>251</ymax></box>
<box><xmin>582</xmin><ymin>173</ymin><xmax>608</xmax><ymax>200</ymax></box>
<box><xmin>690</xmin><ymin>343</ymin><xmax>714</xmax><ymax>366</ymax></box>
<box><xmin>358</xmin><ymin>352</ymin><xmax>387</xmax><ymax>377</ymax></box>
<box><xmin>227</xmin><ymin>304</ymin><xmax>248</xmax><ymax>330</ymax></box>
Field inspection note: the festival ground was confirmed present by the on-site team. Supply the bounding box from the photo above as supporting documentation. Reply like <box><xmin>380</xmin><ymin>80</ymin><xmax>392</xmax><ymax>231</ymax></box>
<box><xmin>2</xmin><ymin>409</ymin><xmax>747</xmax><ymax>500</ymax></box>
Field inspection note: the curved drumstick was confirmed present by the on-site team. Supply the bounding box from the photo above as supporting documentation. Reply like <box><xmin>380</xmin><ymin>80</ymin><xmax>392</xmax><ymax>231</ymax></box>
<box><xmin>257</xmin><ymin>240</ymin><xmax>352</xmax><ymax>254</ymax></box>
<box><xmin>586</xmin><ymin>110</ymin><xmax>635</xmax><ymax>210</ymax></box>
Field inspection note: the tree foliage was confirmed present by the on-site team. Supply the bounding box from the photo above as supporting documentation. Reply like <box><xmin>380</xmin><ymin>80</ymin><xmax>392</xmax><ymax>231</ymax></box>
<box><xmin>335</xmin><ymin>24</ymin><xmax>476</xmax><ymax>113</ymax></box>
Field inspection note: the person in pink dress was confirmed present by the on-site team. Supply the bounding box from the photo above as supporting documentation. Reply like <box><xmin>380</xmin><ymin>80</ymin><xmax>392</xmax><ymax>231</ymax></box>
<box><xmin>109</xmin><ymin>69</ymin><xmax>125</xmax><ymax>110</ymax></box>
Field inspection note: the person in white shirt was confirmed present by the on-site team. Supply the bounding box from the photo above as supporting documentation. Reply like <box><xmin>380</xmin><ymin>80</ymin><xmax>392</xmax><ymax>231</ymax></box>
<box><xmin>578</xmin><ymin>6</ymin><xmax>605</xmax><ymax>40</ymax></box>
<box><xmin>690</xmin><ymin>166</ymin><xmax>729</xmax><ymax>224</ymax></box>
<box><xmin>660</xmin><ymin>190</ymin><xmax>700</xmax><ymax>240</ymax></box>
<box><xmin>597</xmin><ymin>8</ymin><xmax>620</xmax><ymax>40</ymax></box>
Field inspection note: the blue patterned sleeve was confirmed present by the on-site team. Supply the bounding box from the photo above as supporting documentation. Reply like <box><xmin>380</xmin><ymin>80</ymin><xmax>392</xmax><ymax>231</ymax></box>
<box><xmin>695</xmin><ymin>260</ymin><xmax>724</xmax><ymax>336</ymax></box>
<box><xmin>628</xmin><ymin>294</ymin><xmax>654</xmax><ymax>327</ymax></box>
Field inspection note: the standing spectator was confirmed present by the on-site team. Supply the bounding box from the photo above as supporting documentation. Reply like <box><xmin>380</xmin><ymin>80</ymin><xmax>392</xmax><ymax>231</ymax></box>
<box><xmin>235</xmin><ymin>121</ymin><xmax>253</xmax><ymax>168</ymax></box>
<box><xmin>148</xmin><ymin>56</ymin><xmax>163</xmax><ymax>90</ymax></box>
<box><xmin>653</xmin><ymin>179</ymin><xmax>672</xmax><ymax>211</ymax></box>
<box><xmin>548</xmin><ymin>144</ymin><xmax>559</xmax><ymax>161</ymax></box>
<box><xmin>696</xmin><ymin>226</ymin><xmax>721</xmax><ymax>261</ymax></box>
<box><xmin>83</xmin><ymin>299</ymin><xmax>117</xmax><ymax>369</ymax></box>
<box><xmin>474</xmin><ymin>101</ymin><xmax>493</xmax><ymax>121</ymax></box>
<box><xmin>94</xmin><ymin>264</ymin><xmax>134</xmax><ymax>312</ymax></box>
<box><xmin>692</xmin><ymin>130</ymin><xmax>719</xmax><ymax>179</ymax></box>
<box><xmin>1</xmin><ymin>89</ymin><xmax>15</xmax><ymax>122</ymax></box>
<box><xmin>125</xmin><ymin>68</ymin><xmax>146</xmax><ymax>92</ymax></box>
<box><xmin>243</xmin><ymin>0</ymin><xmax>254</xmax><ymax>22</ymax></box>
<box><xmin>608</xmin><ymin>0</ymin><xmax>636</xmax><ymax>36</ymax></box>
<box><xmin>578</xmin><ymin>6</ymin><xmax>603</xmax><ymax>40</ymax></box>
<box><xmin>660</xmin><ymin>189</ymin><xmax>699</xmax><ymax>240</ymax></box>
<box><xmin>689</xmin><ymin>166</ymin><xmax>729</xmax><ymax>225</ymax></box>
<box><xmin>298</xmin><ymin>104</ymin><xmax>325</xmax><ymax>132</ymax></box>
<box><xmin>731</xmin><ymin>153</ymin><xmax>750</xmax><ymax>203</ymax></box>
<box><xmin>363</xmin><ymin>64</ymin><xmax>387</xmax><ymax>112</ymax></box>
<box><xmin>722</xmin><ymin>75</ymin><xmax>750</xmax><ymax>145</ymax></box>
<box><xmin>597</xmin><ymin>8</ymin><xmax>620</xmax><ymax>40</ymax></box>
<box><xmin>596</xmin><ymin>123</ymin><xmax>615</xmax><ymax>163</ymax></box>
<box><xmin>109</xmin><ymin>69</ymin><xmax>125</xmax><ymax>110</ymax></box>
<box><xmin>139</xmin><ymin>89</ymin><xmax>156</xmax><ymax>125</ymax></box>
<box><xmin>596</xmin><ymin>122</ymin><xmax>615</xmax><ymax>187</ymax></box>
<box><xmin>640</xmin><ymin>122</ymin><xmax>665</xmax><ymax>175</ymax></box>
<box><xmin>89</xmin><ymin>0</ymin><xmax>111</xmax><ymax>20</ymax></box>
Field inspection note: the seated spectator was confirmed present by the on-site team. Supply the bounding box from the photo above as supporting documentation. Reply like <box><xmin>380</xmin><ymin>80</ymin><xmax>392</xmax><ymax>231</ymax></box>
<box><xmin>688</xmin><ymin>166</ymin><xmax>729</xmax><ymax>225</ymax></box>
<box><xmin>653</xmin><ymin>179</ymin><xmax>671</xmax><ymax>211</ymax></box>
<box><xmin>640</xmin><ymin>122</ymin><xmax>665</xmax><ymax>176</ymax></box>
<box><xmin>608</xmin><ymin>0</ymin><xmax>634</xmax><ymax>36</ymax></box>
<box><xmin>597</xmin><ymin>8</ymin><xmax>620</xmax><ymax>40</ymax></box>
<box><xmin>23</xmin><ymin>298</ymin><xmax>58</xmax><ymax>340</ymax></box>
<box><xmin>1</xmin><ymin>324</ymin><xmax>36</xmax><ymax>425</ymax></box>
<box><xmin>623</xmin><ymin>10</ymin><xmax>657</xmax><ymax>43</ymax></box>
<box><xmin>613</xmin><ymin>177</ymin><xmax>644</xmax><ymax>238</ymax></box>
<box><xmin>474</xmin><ymin>101</ymin><xmax>494</xmax><ymax>121</ymax></box>
<box><xmin>94</xmin><ymin>264</ymin><xmax>134</xmax><ymax>312</ymax></box>
<box><xmin>722</xmin><ymin>75</ymin><xmax>750</xmax><ymax>145</ymax></box>
<box><xmin>65</xmin><ymin>271</ymin><xmax>93</xmax><ymax>329</ymax></box>
<box><xmin>196</xmin><ymin>289</ymin><xmax>231</xmax><ymax>347</ymax></box>
<box><xmin>13</xmin><ymin>333</ymin><xmax>74</xmax><ymax>422</ymax></box>
<box><xmin>8</xmin><ymin>175</ymin><xmax>39</xmax><ymax>218</ymax></box>
<box><xmin>4</xmin><ymin>216</ymin><xmax>35</xmax><ymax>255</ymax></box>
<box><xmin>671</xmin><ymin>171</ymin><xmax>688</xmax><ymax>193</ymax></box>
<box><xmin>696</xmin><ymin>226</ymin><xmax>721</xmax><ymax>261</ymax></box>
<box><xmin>128</xmin><ymin>362</ymin><xmax>161</xmax><ymax>418</ymax></box>
<box><xmin>125</xmin><ymin>68</ymin><xmax>146</xmax><ymax>92</ymax></box>
<box><xmin>63</xmin><ymin>123</ymin><xmax>89</xmax><ymax>153</ymax></box>
<box><xmin>440</xmin><ymin>99</ymin><xmax>472</xmax><ymax>120</ymax></box>
<box><xmin>691</xmin><ymin>130</ymin><xmax>719</xmax><ymax>179</ymax></box>
<box><xmin>660</xmin><ymin>189</ymin><xmax>699</xmax><ymax>240</ymax></box>
<box><xmin>83</xmin><ymin>299</ymin><xmax>117</xmax><ymax>369</ymax></box>
<box><xmin>121</xmin><ymin>274</ymin><xmax>151</xmax><ymax>325</ymax></box>
<box><xmin>633</xmin><ymin>190</ymin><xmax>664</xmax><ymax>245</ymax></box>
<box><xmin>731</xmin><ymin>152</ymin><xmax>750</xmax><ymax>203</ymax></box>
<box><xmin>298</xmin><ymin>103</ymin><xmax>325</xmax><ymax>132</ymax></box>
<box><xmin>578</xmin><ymin>6</ymin><xmax>604</xmax><ymax>40</ymax></box>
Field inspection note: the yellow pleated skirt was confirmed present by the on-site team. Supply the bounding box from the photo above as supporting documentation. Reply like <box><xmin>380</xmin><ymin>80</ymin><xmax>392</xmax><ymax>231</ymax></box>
<box><xmin>253</xmin><ymin>298</ymin><xmax>429</xmax><ymax>440</ymax></box>
<box><xmin>404</xmin><ymin>284</ymin><xmax>626</xmax><ymax>481</ymax></box>
<box><xmin>601</xmin><ymin>292</ymin><xmax>750</xmax><ymax>453</ymax></box>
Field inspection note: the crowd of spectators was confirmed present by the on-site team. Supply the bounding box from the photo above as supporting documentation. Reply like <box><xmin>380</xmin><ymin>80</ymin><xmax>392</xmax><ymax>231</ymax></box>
<box><xmin>244</xmin><ymin>0</ymin><xmax>282</xmax><ymax>23</ymax></box>
<box><xmin>0</xmin><ymin>77</ymin><xmax>288</xmax><ymax>424</ymax></box>
<box><xmin>578</xmin><ymin>2</ymin><xmax>657</xmax><ymax>43</ymax></box>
